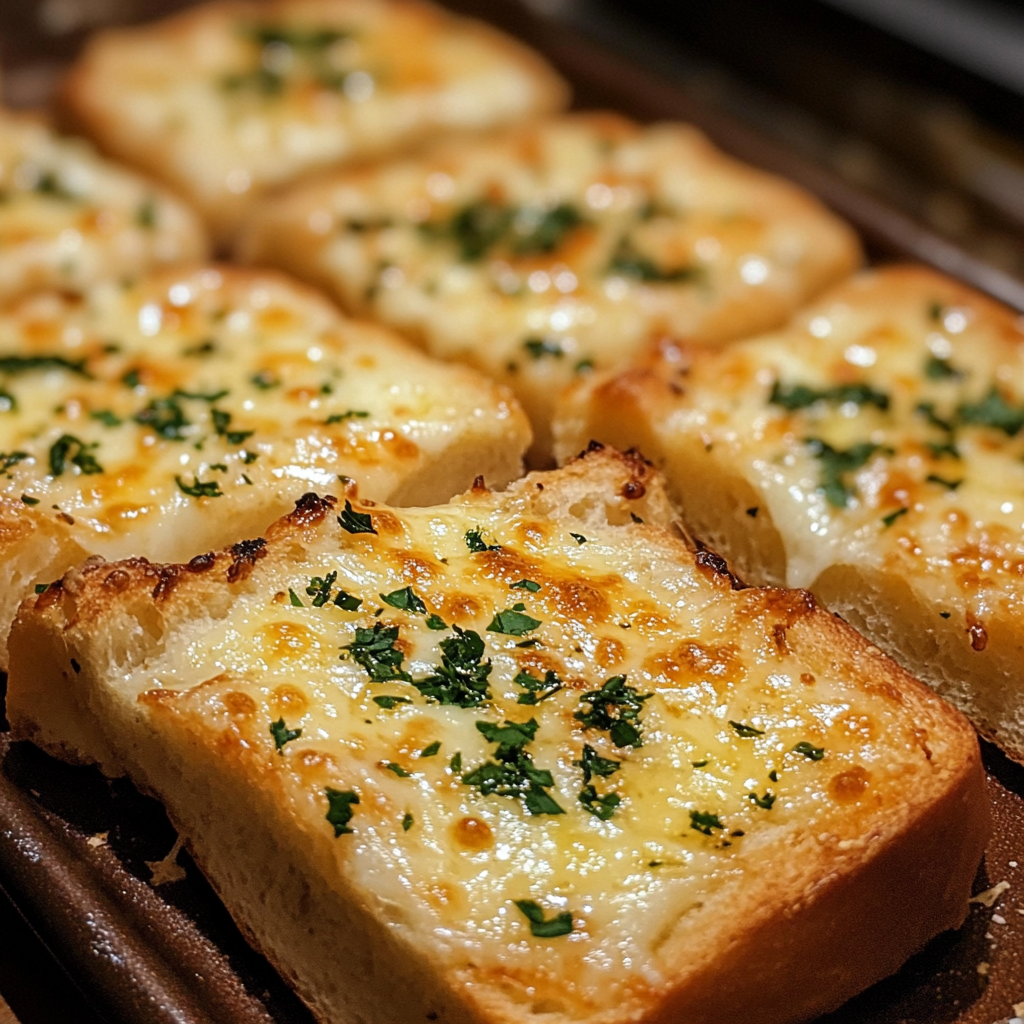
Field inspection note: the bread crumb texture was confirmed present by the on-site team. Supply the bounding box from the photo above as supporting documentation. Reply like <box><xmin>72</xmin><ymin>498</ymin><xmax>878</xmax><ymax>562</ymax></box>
<box><xmin>238</xmin><ymin>112</ymin><xmax>861</xmax><ymax>458</ymax></box>
<box><xmin>0</xmin><ymin>111</ymin><xmax>207</xmax><ymax>300</ymax></box>
<box><xmin>554</xmin><ymin>265</ymin><xmax>1024</xmax><ymax>760</ymax></box>
<box><xmin>9</xmin><ymin>448</ymin><xmax>987</xmax><ymax>1024</ymax></box>
<box><xmin>61</xmin><ymin>0</ymin><xmax>568</xmax><ymax>242</ymax></box>
<box><xmin>0</xmin><ymin>264</ymin><xmax>528</xmax><ymax>666</ymax></box>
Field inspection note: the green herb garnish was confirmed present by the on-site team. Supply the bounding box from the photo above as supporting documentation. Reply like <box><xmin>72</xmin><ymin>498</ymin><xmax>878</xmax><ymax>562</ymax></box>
<box><xmin>425</xmin><ymin>614</ymin><xmax>447</xmax><ymax>630</ymax></box>
<box><xmin>413</xmin><ymin>626</ymin><xmax>492</xmax><ymax>707</ymax></box>
<box><xmin>488</xmin><ymin>608</ymin><xmax>541</xmax><ymax>636</ymax></box>
<box><xmin>288</xmin><ymin>588</ymin><xmax>304</xmax><ymax>607</ymax></box>
<box><xmin>770</xmin><ymin>381</ymin><xmax>889</xmax><ymax>412</ymax></box>
<box><xmin>924</xmin><ymin>355</ymin><xmax>964</xmax><ymax>380</ymax></box>
<box><xmin>175</xmin><ymin>474</ymin><xmax>222</xmax><ymax>498</ymax></box>
<box><xmin>882</xmin><ymin>507</ymin><xmax>908</xmax><ymax>528</ymax></box>
<box><xmin>804</xmin><ymin>438</ymin><xmax>886</xmax><ymax>508</ymax></box>
<box><xmin>465</xmin><ymin>528</ymin><xmax>500</xmax><ymax>553</ymax></box>
<box><xmin>270</xmin><ymin>718</ymin><xmax>302</xmax><ymax>751</ymax></box>
<box><xmin>0</xmin><ymin>354</ymin><xmax>89</xmax><ymax>377</ymax></box>
<box><xmin>211</xmin><ymin>408</ymin><xmax>254</xmax><ymax>445</ymax></box>
<box><xmin>384</xmin><ymin>762</ymin><xmax>411</xmax><ymax>777</ymax></box>
<box><xmin>419</xmin><ymin>741</ymin><xmax>441</xmax><ymax>758</ymax></box>
<box><xmin>523</xmin><ymin>337</ymin><xmax>564</xmax><ymax>360</ymax></box>
<box><xmin>338</xmin><ymin>499</ymin><xmax>376</xmax><ymax>534</ymax></box>
<box><xmin>49</xmin><ymin>434</ymin><xmax>103</xmax><ymax>476</ymax></box>
<box><xmin>513</xmin><ymin>669</ymin><xmax>562</xmax><ymax>705</ymax></box>
<box><xmin>373</xmin><ymin>695</ymin><xmax>411</xmax><ymax>709</ymax></box>
<box><xmin>402</xmin><ymin>812</ymin><xmax>414</xmax><ymax>831</ymax></box>
<box><xmin>325</xmin><ymin>410</ymin><xmax>369</xmax><ymax>424</ymax></box>
<box><xmin>305</xmin><ymin>571</ymin><xmax>337</xmax><ymax>606</ymax></box>
<box><xmin>689</xmin><ymin>810</ymin><xmax>725</xmax><ymax>836</ymax></box>
<box><xmin>513</xmin><ymin>900</ymin><xmax>574</xmax><ymax>937</ymax></box>
<box><xmin>607</xmin><ymin>237</ymin><xmax>694</xmax><ymax>282</ymax></box>
<box><xmin>957</xmin><ymin>386</ymin><xmax>1024</xmax><ymax>436</ymax></box>
<box><xmin>747</xmin><ymin>790</ymin><xmax>776</xmax><ymax>810</ymax></box>
<box><xmin>511</xmin><ymin>579</ymin><xmax>541</xmax><ymax>592</ymax></box>
<box><xmin>325</xmin><ymin>788</ymin><xmax>359</xmax><ymax>836</ymax></box>
<box><xmin>793</xmin><ymin>741</ymin><xmax>825</xmax><ymax>760</ymax></box>
<box><xmin>575</xmin><ymin>675</ymin><xmax>652</xmax><ymax>748</ymax></box>
<box><xmin>729</xmin><ymin>720</ymin><xmax>764</xmax><ymax>738</ymax></box>
<box><xmin>343</xmin><ymin>622</ymin><xmax>410</xmax><ymax>682</ymax></box>
<box><xmin>90</xmin><ymin>409</ymin><xmax>122</xmax><ymax>427</ymax></box>
<box><xmin>381</xmin><ymin>586</ymin><xmax>426</xmax><ymax>614</ymax></box>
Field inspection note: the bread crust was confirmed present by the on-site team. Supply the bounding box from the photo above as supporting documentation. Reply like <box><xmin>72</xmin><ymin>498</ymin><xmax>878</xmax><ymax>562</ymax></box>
<box><xmin>59</xmin><ymin>0</ymin><xmax>568</xmax><ymax>245</ymax></box>
<box><xmin>0</xmin><ymin>262</ymin><xmax>529</xmax><ymax>667</ymax></box>
<box><xmin>237</xmin><ymin>111</ymin><xmax>861</xmax><ymax>461</ymax></box>
<box><xmin>554</xmin><ymin>263</ymin><xmax>1024</xmax><ymax>763</ymax></box>
<box><xmin>8</xmin><ymin>446</ymin><xmax>988</xmax><ymax>1024</ymax></box>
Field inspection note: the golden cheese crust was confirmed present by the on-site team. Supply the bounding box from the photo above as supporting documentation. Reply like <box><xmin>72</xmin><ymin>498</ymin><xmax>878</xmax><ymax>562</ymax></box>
<box><xmin>59</xmin><ymin>0</ymin><xmax>568</xmax><ymax>245</ymax></box>
<box><xmin>8</xmin><ymin>447</ymin><xmax>987</xmax><ymax>1024</ymax></box>
<box><xmin>555</xmin><ymin>264</ymin><xmax>1024</xmax><ymax>761</ymax></box>
<box><xmin>238</xmin><ymin>112</ymin><xmax>861</xmax><ymax>460</ymax></box>
<box><xmin>0</xmin><ymin>111</ymin><xmax>208</xmax><ymax>300</ymax></box>
<box><xmin>0</xmin><ymin>263</ymin><xmax>528</xmax><ymax>667</ymax></box>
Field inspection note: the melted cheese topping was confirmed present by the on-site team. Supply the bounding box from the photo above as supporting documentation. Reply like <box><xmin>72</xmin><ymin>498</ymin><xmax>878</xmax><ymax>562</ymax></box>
<box><xmin>594</xmin><ymin>267</ymin><xmax>1024</xmax><ymax>626</ymax></box>
<box><xmin>0</xmin><ymin>113</ymin><xmax>207</xmax><ymax>301</ymax></box>
<box><xmin>240</xmin><ymin>114</ymin><xmax>860</xmax><ymax>452</ymax></box>
<box><xmin>69</xmin><ymin>0</ymin><xmax>565</xmax><ymax>240</ymax></box>
<box><xmin>138</xmin><ymin>485</ymin><xmax>945</xmax><ymax>1017</ymax></box>
<box><xmin>0</xmin><ymin>266</ymin><xmax>525</xmax><ymax>562</ymax></box>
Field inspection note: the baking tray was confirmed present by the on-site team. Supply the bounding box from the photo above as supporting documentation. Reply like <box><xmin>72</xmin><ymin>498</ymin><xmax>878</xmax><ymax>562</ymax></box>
<box><xmin>1</xmin><ymin>1</ymin><xmax>1023</xmax><ymax>1022</ymax></box>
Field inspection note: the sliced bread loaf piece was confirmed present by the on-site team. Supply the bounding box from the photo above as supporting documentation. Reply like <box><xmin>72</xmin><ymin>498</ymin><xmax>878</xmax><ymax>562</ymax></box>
<box><xmin>238</xmin><ymin>112</ymin><xmax>862</xmax><ymax>461</ymax></box>
<box><xmin>60</xmin><ymin>0</ymin><xmax>568</xmax><ymax>245</ymax></box>
<box><xmin>7</xmin><ymin>445</ymin><xmax>987</xmax><ymax>1024</ymax></box>
<box><xmin>0</xmin><ymin>264</ymin><xmax>528</xmax><ymax>667</ymax></box>
<box><xmin>555</xmin><ymin>264</ymin><xmax>1024</xmax><ymax>761</ymax></box>
<box><xmin>0</xmin><ymin>110</ymin><xmax>207</xmax><ymax>300</ymax></box>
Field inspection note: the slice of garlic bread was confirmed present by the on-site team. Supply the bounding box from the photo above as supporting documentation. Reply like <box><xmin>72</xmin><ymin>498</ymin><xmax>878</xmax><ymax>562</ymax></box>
<box><xmin>8</xmin><ymin>446</ymin><xmax>987</xmax><ymax>1024</ymax></box>
<box><xmin>60</xmin><ymin>0</ymin><xmax>568</xmax><ymax>246</ymax></box>
<box><xmin>0</xmin><ymin>264</ymin><xmax>528</xmax><ymax>667</ymax></box>
<box><xmin>555</xmin><ymin>265</ymin><xmax>1024</xmax><ymax>761</ymax></box>
<box><xmin>0</xmin><ymin>111</ymin><xmax>207</xmax><ymax>300</ymax></box>
<box><xmin>238</xmin><ymin>112</ymin><xmax>861</xmax><ymax>461</ymax></box>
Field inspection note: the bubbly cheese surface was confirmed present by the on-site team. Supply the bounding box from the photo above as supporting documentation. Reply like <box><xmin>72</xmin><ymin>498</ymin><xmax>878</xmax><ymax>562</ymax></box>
<box><xmin>564</xmin><ymin>267</ymin><xmax>1024</xmax><ymax>630</ymax></box>
<box><xmin>67</xmin><ymin>0</ymin><xmax>566</xmax><ymax>240</ymax></box>
<box><xmin>0</xmin><ymin>112</ymin><xmax>207</xmax><ymax>301</ymax></box>
<box><xmin>239</xmin><ymin>114</ymin><xmax>860</xmax><ymax>453</ymax></box>
<box><xmin>135</xmin><ymin>481</ymin><xmax>949</xmax><ymax>1018</ymax></box>
<box><xmin>0</xmin><ymin>266</ymin><xmax>526</xmax><ymax>563</ymax></box>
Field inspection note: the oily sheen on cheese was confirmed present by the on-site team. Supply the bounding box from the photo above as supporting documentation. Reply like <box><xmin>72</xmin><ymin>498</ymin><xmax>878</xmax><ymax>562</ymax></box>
<box><xmin>238</xmin><ymin>113</ymin><xmax>861</xmax><ymax>460</ymax></box>
<box><xmin>0</xmin><ymin>264</ymin><xmax>528</xmax><ymax>667</ymax></box>
<box><xmin>0</xmin><ymin>111</ymin><xmax>207</xmax><ymax>300</ymax></box>
<box><xmin>60</xmin><ymin>0</ymin><xmax>567</xmax><ymax>244</ymax></box>
<box><xmin>8</xmin><ymin>449</ymin><xmax>986</xmax><ymax>1024</ymax></box>
<box><xmin>555</xmin><ymin>265</ymin><xmax>1024</xmax><ymax>761</ymax></box>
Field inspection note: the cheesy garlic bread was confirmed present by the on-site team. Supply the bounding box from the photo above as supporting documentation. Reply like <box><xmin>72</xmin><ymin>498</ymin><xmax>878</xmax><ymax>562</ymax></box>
<box><xmin>0</xmin><ymin>110</ymin><xmax>207</xmax><ymax>301</ymax></box>
<box><xmin>60</xmin><ymin>0</ymin><xmax>568</xmax><ymax>245</ymax></box>
<box><xmin>239</xmin><ymin>112</ymin><xmax>862</xmax><ymax>461</ymax></box>
<box><xmin>0</xmin><ymin>264</ymin><xmax>528</xmax><ymax>667</ymax></box>
<box><xmin>555</xmin><ymin>265</ymin><xmax>1024</xmax><ymax>761</ymax></box>
<box><xmin>7</xmin><ymin>446</ymin><xmax>987</xmax><ymax>1024</ymax></box>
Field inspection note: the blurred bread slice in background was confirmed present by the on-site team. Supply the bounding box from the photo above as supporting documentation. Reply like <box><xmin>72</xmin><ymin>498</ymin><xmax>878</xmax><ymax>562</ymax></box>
<box><xmin>58</xmin><ymin>0</ymin><xmax>568</xmax><ymax>246</ymax></box>
<box><xmin>0</xmin><ymin>109</ymin><xmax>208</xmax><ymax>300</ymax></box>
<box><xmin>238</xmin><ymin>112</ymin><xmax>862</xmax><ymax>461</ymax></box>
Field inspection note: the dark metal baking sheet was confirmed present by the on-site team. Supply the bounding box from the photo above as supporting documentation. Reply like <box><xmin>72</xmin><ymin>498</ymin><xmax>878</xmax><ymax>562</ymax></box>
<box><xmin>1</xmin><ymin>2</ymin><xmax>1023</xmax><ymax>1022</ymax></box>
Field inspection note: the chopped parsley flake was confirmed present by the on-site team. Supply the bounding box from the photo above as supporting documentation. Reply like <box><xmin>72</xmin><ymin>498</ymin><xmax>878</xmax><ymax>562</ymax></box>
<box><xmin>419</xmin><ymin>741</ymin><xmax>441</xmax><ymax>758</ymax></box>
<box><xmin>250</xmin><ymin>370</ymin><xmax>279</xmax><ymax>390</ymax></box>
<box><xmin>0</xmin><ymin>354</ymin><xmax>90</xmax><ymax>377</ymax></box>
<box><xmin>729</xmin><ymin>720</ymin><xmax>765</xmax><ymax>738</ymax></box>
<box><xmin>487</xmin><ymin>608</ymin><xmax>541</xmax><ymax>636</ymax></box>
<box><xmin>402</xmin><ymin>812</ymin><xmax>414</xmax><ymax>831</ymax></box>
<box><xmin>381</xmin><ymin>586</ymin><xmax>426</xmax><ymax>614</ymax></box>
<box><xmin>691</xmin><ymin>759</ymin><xmax>709</xmax><ymax>768</ymax></box>
<box><xmin>384</xmin><ymin>762</ymin><xmax>411</xmax><ymax>777</ymax></box>
<box><xmin>957</xmin><ymin>387</ymin><xmax>1024</xmax><ymax>437</ymax></box>
<box><xmin>211</xmin><ymin>408</ymin><xmax>254</xmax><ymax>445</ymax></box>
<box><xmin>511</xmin><ymin>579</ymin><xmax>541</xmax><ymax>592</ymax></box>
<box><xmin>175</xmin><ymin>474</ymin><xmax>222</xmax><ymax>498</ymax></box>
<box><xmin>414</xmin><ymin>626</ymin><xmax>492</xmax><ymax>707</ymax></box>
<box><xmin>20</xmin><ymin>494</ymin><xmax>39</xmax><ymax>505</ymax></box>
<box><xmin>325</xmin><ymin>410</ymin><xmax>369</xmax><ymax>424</ymax></box>
<box><xmin>449</xmin><ymin>752</ymin><xmax>463</xmax><ymax>772</ymax></box>
<box><xmin>747</xmin><ymin>790</ymin><xmax>776</xmax><ymax>810</ymax></box>
<box><xmin>569</xmin><ymin>533</ymin><xmax>587</xmax><ymax>545</ymax></box>
<box><xmin>288</xmin><ymin>588</ymin><xmax>304</xmax><ymax>607</ymax></box>
<box><xmin>689</xmin><ymin>810</ymin><xmax>724</xmax><ymax>836</ymax></box>
<box><xmin>325</xmin><ymin>788</ymin><xmax>359</xmax><ymax>836</ymax></box>
<box><xmin>770</xmin><ymin>381</ymin><xmax>889</xmax><ymax>412</ymax></box>
<box><xmin>882</xmin><ymin>507</ymin><xmax>908</xmax><ymax>528</ymax></box>
<box><xmin>465</xmin><ymin>528</ymin><xmax>501</xmax><ymax>553</ymax></box>
<box><xmin>134</xmin><ymin>395</ymin><xmax>190</xmax><ymax>439</ymax></box>
<box><xmin>579</xmin><ymin>786</ymin><xmax>620</xmax><ymax>820</ymax></box>
<box><xmin>514</xmin><ymin>900</ymin><xmax>574</xmax><ymax>938</ymax></box>
<box><xmin>524</xmin><ymin>337</ymin><xmax>565</xmax><ymax>360</ymax></box>
<box><xmin>89</xmin><ymin>410</ymin><xmax>122</xmax><ymax>427</ymax></box>
<box><xmin>34</xmin><ymin>583</ymin><xmax>50</xmax><ymax>594</ymax></box>
<box><xmin>425</xmin><ymin>614</ymin><xmax>447</xmax><ymax>630</ymax></box>
<box><xmin>575</xmin><ymin>675</ymin><xmax>652</xmax><ymax>748</ymax></box>
<box><xmin>513</xmin><ymin>669</ymin><xmax>563</xmax><ymax>705</ymax></box>
<box><xmin>372</xmin><ymin>695</ymin><xmax>411</xmax><ymax>709</ymax></box>
<box><xmin>338</xmin><ymin>500</ymin><xmax>376</xmax><ymax>534</ymax></box>
<box><xmin>462</xmin><ymin>718</ymin><xmax>564</xmax><ymax>815</ymax></box>
<box><xmin>608</xmin><ymin>237</ymin><xmax>694</xmax><ymax>282</ymax></box>
<box><xmin>49</xmin><ymin>434</ymin><xmax>103</xmax><ymax>476</ymax></box>
<box><xmin>574</xmin><ymin>744</ymin><xmax>621</xmax><ymax>782</ymax></box>
<box><xmin>805</xmin><ymin>438</ymin><xmax>887</xmax><ymax>508</ymax></box>
<box><xmin>924</xmin><ymin>355</ymin><xmax>964</xmax><ymax>380</ymax></box>
<box><xmin>270</xmin><ymin>718</ymin><xmax>302</xmax><ymax>751</ymax></box>
<box><xmin>342</xmin><ymin>622</ymin><xmax>411</xmax><ymax>682</ymax></box>
<box><xmin>0</xmin><ymin>451</ymin><xmax>29</xmax><ymax>476</ymax></box>
<box><xmin>334</xmin><ymin>589</ymin><xmax>362</xmax><ymax>611</ymax></box>
<box><xmin>305</xmin><ymin>571</ymin><xmax>337</xmax><ymax>606</ymax></box>
<box><xmin>793</xmin><ymin>741</ymin><xmax>825</xmax><ymax>760</ymax></box>
<box><xmin>926</xmin><ymin>473</ymin><xmax>962</xmax><ymax>490</ymax></box>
